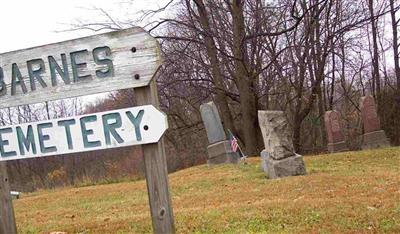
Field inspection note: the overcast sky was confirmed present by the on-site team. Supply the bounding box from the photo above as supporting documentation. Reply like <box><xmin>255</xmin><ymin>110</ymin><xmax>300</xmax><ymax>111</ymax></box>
<box><xmin>0</xmin><ymin>0</ymin><xmax>168</xmax><ymax>53</ymax></box>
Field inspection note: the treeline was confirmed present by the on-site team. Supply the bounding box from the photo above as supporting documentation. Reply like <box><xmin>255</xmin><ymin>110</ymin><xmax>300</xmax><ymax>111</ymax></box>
<box><xmin>3</xmin><ymin>91</ymin><xmax>205</xmax><ymax>191</ymax></box>
<box><xmin>152</xmin><ymin>0</ymin><xmax>400</xmax><ymax>155</ymax></box>
<box><xmin>1</xmin><ymin>98</ymin><xmax>142</xmax><ymax>191</ymax></box>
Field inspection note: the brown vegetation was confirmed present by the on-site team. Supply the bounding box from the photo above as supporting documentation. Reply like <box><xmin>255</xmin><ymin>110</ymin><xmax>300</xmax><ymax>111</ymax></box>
<box><xmin>14</xmin><ymin>147</ymin><xmax>400</xmax><ymax>233</ymax></box>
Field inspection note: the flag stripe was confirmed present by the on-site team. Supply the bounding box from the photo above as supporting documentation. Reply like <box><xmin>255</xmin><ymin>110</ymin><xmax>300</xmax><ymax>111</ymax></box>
<box><xmin>230</xmin><ymin>136</ymin><xmax>239</xmax><ymax>152</ymax></box>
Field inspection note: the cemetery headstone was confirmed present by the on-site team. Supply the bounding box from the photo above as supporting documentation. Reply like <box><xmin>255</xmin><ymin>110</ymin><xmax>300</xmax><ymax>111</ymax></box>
<box><xmin>258</xmin><ymin>111</ymin><xmax>307</xmax><ymax>179</ymax></box>
<box><xmin>200</xmin><ymin>102</ymin><xmax>239</xmax><ymax>165</ymax></box>
<box><xmin>360</xmin><ymin>96</ymin><xmax>390</xmax><ymax>150</ymax></box>
<box><xmin>324</xmin><ymin>111</ymin><xmax>348</xmax><ymax>153</ymax></box>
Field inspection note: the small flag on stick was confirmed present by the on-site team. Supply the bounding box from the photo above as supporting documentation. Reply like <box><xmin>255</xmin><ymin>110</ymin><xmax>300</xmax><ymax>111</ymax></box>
<box><xmin>228</xmin><ymin>129</ymin><xmax>246</xmax><ymax>160</ymax></box>
<box><xmin>230</xmin><ymin>134</ymin><xmax>239</xmax><ymax>153</ymax></box>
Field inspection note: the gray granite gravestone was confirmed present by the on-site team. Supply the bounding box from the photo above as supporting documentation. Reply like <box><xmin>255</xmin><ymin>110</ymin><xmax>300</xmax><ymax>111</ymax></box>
<box><xmin>200</xmin><ymin>102</ymin><xmax>239</xmax><ymax>165</ymax></box>
<box><xmin>360</xmin><ymin>96</ymin><xmax>390</xmax><ymax>149</ymax></box>
<box><xmin>324</xmin><ymin>111</ymin><xmax>348</xmax><ymax>153</ymax></box>
<box><xmin>258</xmin><ymin>111</ymin><xmax>307</xmax><ymax>179</ymax></box>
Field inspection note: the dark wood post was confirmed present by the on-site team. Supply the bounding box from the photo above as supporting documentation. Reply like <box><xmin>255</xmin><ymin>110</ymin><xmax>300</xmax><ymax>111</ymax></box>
<box><xmin>134</xmin><ymin>79</ymin><xmax>175</xmax><ymax>234</ymax></box>
<box><xmin>0</xmin><ymin>162</ymin><xmax>17</xmax><ymax>234</ymax></box>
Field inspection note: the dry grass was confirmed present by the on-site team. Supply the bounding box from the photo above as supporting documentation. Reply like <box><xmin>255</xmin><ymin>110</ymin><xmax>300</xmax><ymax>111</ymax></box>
<box><xmin>14</xmin><ymin>147</ymin><xmax>400</xmax><ymax>233</ymax></box>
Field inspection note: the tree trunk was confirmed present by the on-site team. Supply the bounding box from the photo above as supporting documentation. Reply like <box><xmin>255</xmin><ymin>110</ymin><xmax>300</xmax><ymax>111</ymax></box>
<box><xmin>192</xmin><ymin>0</ymin><xmax>237</xmax><ymax>135</ymax></box>
<box><xmin>390</xmin><ymin>0</ymin><xmax>400</xmax><ymax>145</ymax></box>
<box><xmin>231</xmin><ymin>0</ymin><xmax>260</xmax><ymax>155</ymax></box>
<box><xmin>390</xmin><ymin>0</ymin><xmax>400</xmax><ymax>91</ymax></box>
<box><xmin>368</xmin><ymin>0</ymin><xmax>381</xmax><ymax>108</ymax></box>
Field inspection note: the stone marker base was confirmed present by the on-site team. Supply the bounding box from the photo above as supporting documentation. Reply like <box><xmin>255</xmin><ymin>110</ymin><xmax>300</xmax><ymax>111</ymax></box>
<box><xmin>260</xmin><ymin>150</ymin><xmax>269</xmax><ymax>173</ymax></box>
<box><xmin>361</xmin><ymin>130</ymin><xmax>390</xmax><ymax>150</ymax></box>
<box><xmin>264</xmin><ymin>154</ymin><xmax>307</xmax><ymax>179</ymax></box>
<box><xmin>207</xmin><ymin>141</ymin><xmax>239</xmax><ymax>165</ymax></box>
<box><xmin>327</xmin><ymin>141</ymin><xmax>349</xmax><ymax>153</ymax></box>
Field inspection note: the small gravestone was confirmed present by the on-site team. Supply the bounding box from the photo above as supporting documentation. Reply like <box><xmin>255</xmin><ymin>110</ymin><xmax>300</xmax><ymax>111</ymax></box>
<box><xmin>360</xmin><ymin>96</ymin><xmax>390</xmax><ymax>150</ymax></box>
<box><xmin>200</xmin><ymin>102</ymin><xmax>239</xmax><ymax>165</ymax></box>
<box><xmin>324</xmin><ymin>111</ymin><xmax>348</xmax><ymax>153</ymax></box>
<box><xmin>258</xmin><ymin>111</ymin><xmax>307</xmax><ymax>179</ymax></box>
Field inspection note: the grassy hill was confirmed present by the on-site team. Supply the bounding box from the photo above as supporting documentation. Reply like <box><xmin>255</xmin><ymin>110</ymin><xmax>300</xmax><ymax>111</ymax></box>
<box><xmin>15</xmin><ymin>147</ymin><xmax>400</xmax><ymax>233</ymax></box>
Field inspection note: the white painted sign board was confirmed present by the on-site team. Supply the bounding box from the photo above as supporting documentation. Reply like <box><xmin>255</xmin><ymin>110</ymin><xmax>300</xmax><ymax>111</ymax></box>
<box><xmin>0</xmin><ymin>27</ymin><xmax>161</xmax><ymax>109</ymax></box>
<box><xmin>0</xmin><ymin>27</ymin><xmax>175</xmax><ymax>234</ymax></box>
<box><xmin>0</xmin><ymin>105</ymin><xmax>168</xmax><ymax>161</ymax></box>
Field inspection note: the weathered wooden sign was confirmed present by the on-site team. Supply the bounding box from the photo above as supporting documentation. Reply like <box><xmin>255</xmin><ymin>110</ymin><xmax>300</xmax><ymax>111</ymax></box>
<box><xmin>0</xmin><ymin>27</ymin><xmax>161</xmax><ymax>109</ymax></box>
<box><xmin>0</xmin><ymin>27</ymin><xmax>175</xmax><ymax>234</ymax></box>
<box><xmin>0</xmin><ymin>105</ymin><xmax>168</xmax><ymax>161</ymax></box>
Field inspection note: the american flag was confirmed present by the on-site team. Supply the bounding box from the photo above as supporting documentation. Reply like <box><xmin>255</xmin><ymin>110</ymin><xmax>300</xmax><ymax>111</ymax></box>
<box><xmin>228</xmin><ymin>129</ymin><xmax>246</xmax><ymax>160</ymax></box>
<box><xmin>230</xmin><ymin>133</ymin><xmax>239</xmax><ymax>152</ymax></box>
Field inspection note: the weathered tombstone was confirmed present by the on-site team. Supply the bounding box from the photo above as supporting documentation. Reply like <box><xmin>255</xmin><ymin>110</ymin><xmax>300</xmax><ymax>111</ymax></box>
<box><xmin>360</xmin><ymin>96</ymin><xmax>390</xmax><ymax>150</ymax></box>
<box><xmin>200</xmin><ymin>102</ymin><xmax>239</xmax><ymax>165</ymax></box>
<box><xmin>258</xmin><ymin>111</ymin><xmax>307</xmax><ymax>179</ymax></box>
<box><xmin>324</xmin><ymin>111</ymin><xmax>348</xmax><ymax>153</ymax></box>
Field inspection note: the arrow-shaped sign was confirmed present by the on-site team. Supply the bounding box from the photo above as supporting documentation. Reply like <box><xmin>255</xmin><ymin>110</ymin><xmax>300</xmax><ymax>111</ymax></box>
<box><xmin>0</xmin><ymin>105</ymin><xmax>168</xmax><ymax>162</ymax></box>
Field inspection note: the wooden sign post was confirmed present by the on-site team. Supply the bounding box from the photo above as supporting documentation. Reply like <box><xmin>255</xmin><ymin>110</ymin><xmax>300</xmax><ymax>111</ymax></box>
<box><xmin>0</xmin><ymin>162</ymin><xmax>17</xmax><ymax>234</ymax></box>
<box><xmin>135</xmin><ymin>80</ymin><xmax>175</xmax><ymax>233</ymax></box>
<box><xmin>0</xmin><ymin>27</ymin><xmax>175</xmax><ymax>233</ymax></box>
